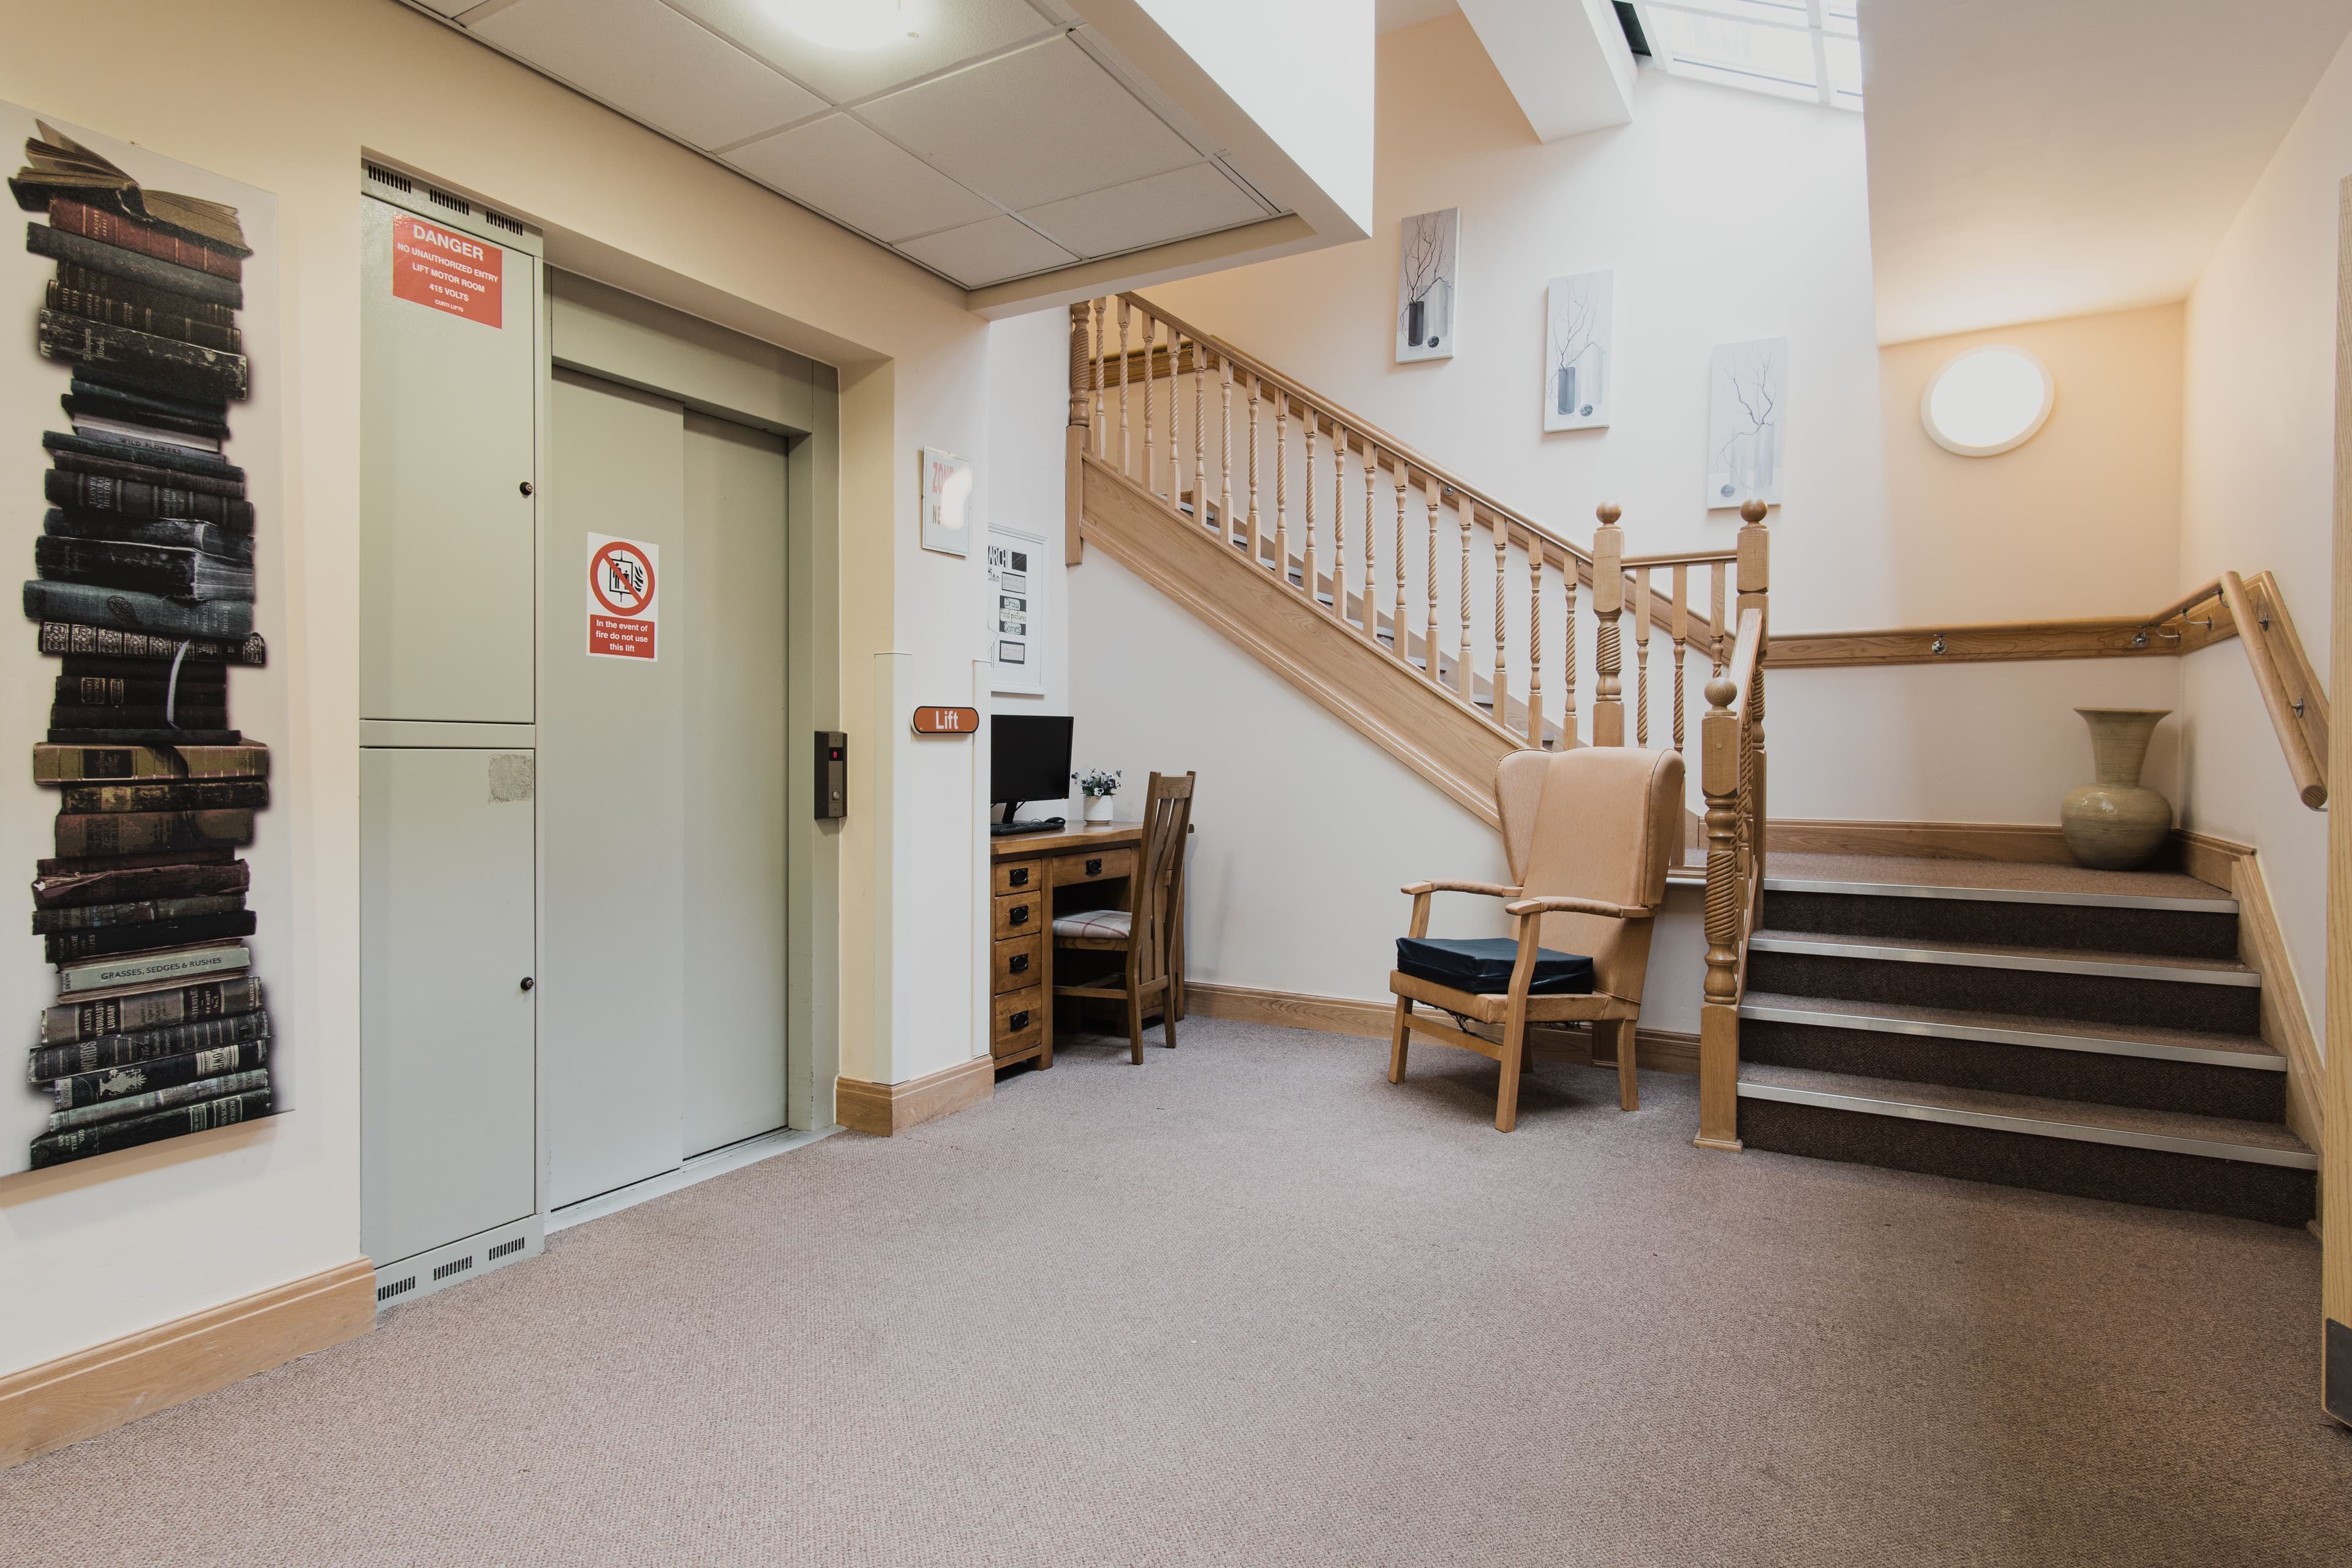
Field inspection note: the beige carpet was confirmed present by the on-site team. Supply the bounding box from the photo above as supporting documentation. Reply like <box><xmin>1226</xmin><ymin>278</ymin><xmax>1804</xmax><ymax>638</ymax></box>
<box><xmin>6</xmin><ymin>1017</ymin><xmax>2350</xmax><ymax>1566</ymax></box>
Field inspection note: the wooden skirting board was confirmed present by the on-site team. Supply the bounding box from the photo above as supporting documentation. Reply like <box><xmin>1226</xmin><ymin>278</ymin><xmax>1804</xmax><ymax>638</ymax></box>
<box><xmin>2176</xmin><ymin>831</ymin><xmax>2326</xmax><ymax>1168</ymax></box>
<box><xmin>835</xmin><ymin>1056</ymin><xmax>995</xmax><ymax>1137</ymax></box>
<box><xmin>1186</xmin><ymin>981</ymin><xmax>1698</xmax><ymax>1074</ymax></box>
<box><xmin>1</xmin><ymin>1257</ymin><xmax>375</xmax><ymax>1468</ymax></box>
<box><xmin>1766</xmin><ymin>819</ymin><xmax>2076</xmax><ymax>864</ymax></box>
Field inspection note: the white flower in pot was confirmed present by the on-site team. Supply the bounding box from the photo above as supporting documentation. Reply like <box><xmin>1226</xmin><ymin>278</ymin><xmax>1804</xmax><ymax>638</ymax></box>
<box><xmin>1074</xmin><ymin>767</ymin><xmax>1121</xmax><ymax>824</ymax></box>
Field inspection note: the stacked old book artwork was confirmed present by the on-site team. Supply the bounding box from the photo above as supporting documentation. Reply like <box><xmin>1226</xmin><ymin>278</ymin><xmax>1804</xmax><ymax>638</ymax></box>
<box><xmin>14</xmin><ymin>123</ymin><xmax>274</xmax><ymax>1168</ymax></box>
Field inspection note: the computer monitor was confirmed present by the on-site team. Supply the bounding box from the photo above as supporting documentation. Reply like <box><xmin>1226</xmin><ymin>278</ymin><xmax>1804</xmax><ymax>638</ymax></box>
<box><xmin>992</xmin><ymin>714</ymin><xmax>1074</xmax><ymax>833</ymax></box>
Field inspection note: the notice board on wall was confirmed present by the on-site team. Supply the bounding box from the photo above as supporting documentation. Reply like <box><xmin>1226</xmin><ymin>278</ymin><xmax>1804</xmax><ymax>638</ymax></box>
<box><xmin>986</xmin><ymin>526</ymin><xmax>1044</xmax><ymax>696</ymax></box>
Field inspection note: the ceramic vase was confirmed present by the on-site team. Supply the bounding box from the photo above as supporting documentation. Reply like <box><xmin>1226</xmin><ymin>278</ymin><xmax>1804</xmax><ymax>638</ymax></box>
<box><xmin>2060</xmin><ymin>708</ymin><xmax>2172</xmax><ymax>870</ymax></box>
<box><xmin>1083</xmin><ymin>793</ymin><xmax>1114</xmax><ymax>824</ymax></box>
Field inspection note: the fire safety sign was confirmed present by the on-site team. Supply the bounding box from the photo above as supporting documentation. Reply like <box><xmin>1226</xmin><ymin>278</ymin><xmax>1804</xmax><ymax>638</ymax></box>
<box><xmin>586</xmin><ymin>532</ymin><xmax>659</xmax><ymax>660</ymax></box>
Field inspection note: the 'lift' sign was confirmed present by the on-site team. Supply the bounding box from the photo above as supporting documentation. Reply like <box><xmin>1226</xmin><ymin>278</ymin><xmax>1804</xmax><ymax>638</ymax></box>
<box><xmin>911</xmin><ymin>706</ymin><xmax>980</xmax><ymax>736</ymax></box>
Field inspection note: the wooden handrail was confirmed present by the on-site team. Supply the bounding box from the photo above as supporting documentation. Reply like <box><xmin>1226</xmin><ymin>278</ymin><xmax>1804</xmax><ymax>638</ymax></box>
<box><xmin>2223</xmin><ymin>571</ymin><xmax>2328</xmax><ymax>809</ymax></box>
<box><xmin>1724</xmin><ymin>608</ymin><xmax>1765</xmax><ymax>722</ymax></box>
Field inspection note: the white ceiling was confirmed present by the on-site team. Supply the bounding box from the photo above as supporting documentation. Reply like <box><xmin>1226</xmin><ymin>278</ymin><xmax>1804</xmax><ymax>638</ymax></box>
<box><xmin>1862</xmin><ymin>0</ymin><xmax>2352</xmax><ymax>345</ymax></box>
<box><xmin>429</xmin><ymin>0</ymin><xmax>1286</xmax><ymax>289</ymax></box>
<box><xmin>1378</xmin><ymin>0</ymin><xmax>1459</xmax><ymax>33</ymax></box>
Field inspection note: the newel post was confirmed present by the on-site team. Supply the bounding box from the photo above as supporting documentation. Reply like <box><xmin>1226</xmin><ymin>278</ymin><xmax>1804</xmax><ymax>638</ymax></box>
<box><xmin>1695</xmin><ymin>671</ymin><xmax>1743</xmax><ymax>1152</ymax></box>
<box><xmin>1738</xmin><ymin>497</ymin><xmax>1770</xmax><ymax>890</ymax></box>
<box><xmin>1592</xmin><ymin>503</ymin><xmax>1625</xmax><ymax>746</ymax></box>
<box><xmin>1066</xmin><ymin>301</ymin><xmax>1090</xmax><ymax>566</ymax></box>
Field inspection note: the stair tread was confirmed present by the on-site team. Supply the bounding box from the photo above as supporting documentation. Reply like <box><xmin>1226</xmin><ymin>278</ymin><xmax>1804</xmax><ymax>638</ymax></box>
<box><xmin>1765</xmin><ymin>852</ymin><xmax>2231</xmax><ymax>908</ymax></box>
<box><xmin>1738</xmin><ymin>990</ymin><xmax>2283</xmax><ymax>1068</ymax></box>
<box><xmin>1750</xmin><ymin>927</ymin><xmax>2260</xmax><ymax>985</ymax></box>
<box><xmin>1737</xmin><ymin>1061</ymin><xmax>2313</xmax><ymax>1164</ymax></box>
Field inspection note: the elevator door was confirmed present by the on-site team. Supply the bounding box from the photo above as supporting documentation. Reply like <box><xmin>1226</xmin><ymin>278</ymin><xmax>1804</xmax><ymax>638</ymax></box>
<box><xmin>543</xmin><ymin>371</ymin><xmax>789</xmax><ymax>1207</ymax></box>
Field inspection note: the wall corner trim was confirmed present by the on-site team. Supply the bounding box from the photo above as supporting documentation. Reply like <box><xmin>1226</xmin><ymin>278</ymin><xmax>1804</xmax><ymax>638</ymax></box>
<box><xmin>835</xmin><ymin>1056</ymin><xmax>995</xmax><ymax>1137</ymax></box>
<box><xmin>1</xmin><ymin>1258</ymin><xmax>377</xmax><ymax>1468</ymax></box>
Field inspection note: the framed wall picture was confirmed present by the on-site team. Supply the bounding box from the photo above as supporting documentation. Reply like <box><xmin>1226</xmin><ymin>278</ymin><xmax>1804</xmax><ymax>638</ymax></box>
<box><xmin>919</xmin><ymin>446</ymin><xmax>973</xmax><ymax>556</ymax></box>
<box><xmin>1395</xmin><ymin>208</ymin><xmax>1460</xmax><ymax>363</ymax></box>
<box><xmin>985</xmin><ymin>524</ymin><xmax>1046</xmax><ymax>696</ymax></box>
<box><xmin>1543</xmin><ymin>269</ymin><xmax>1613</xmax><ymax>431</ymax></box>
<box><xmin>1707</xmin><ymin>337</ymin><xmax>1787</xmax><ymax>510</ymax></box>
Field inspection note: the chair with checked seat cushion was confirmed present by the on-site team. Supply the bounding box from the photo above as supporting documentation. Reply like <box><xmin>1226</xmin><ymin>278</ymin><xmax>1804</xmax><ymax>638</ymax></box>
<box><xmin>1052</xmin><ymin>771</ymin><xmax>1194</xmax><ymax>1063</ymax></box>
<box><xmin>1387</xmin><ymin>745</ymin><xmax>1683</xmax><ymax>1131</ymax></box>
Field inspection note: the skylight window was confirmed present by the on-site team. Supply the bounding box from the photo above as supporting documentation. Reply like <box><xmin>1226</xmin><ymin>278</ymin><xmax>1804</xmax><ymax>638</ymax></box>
<box><xmin>1624</xmin><ymin>0</ymin><xmax>1863</xmax><ymax>110</ymax></box>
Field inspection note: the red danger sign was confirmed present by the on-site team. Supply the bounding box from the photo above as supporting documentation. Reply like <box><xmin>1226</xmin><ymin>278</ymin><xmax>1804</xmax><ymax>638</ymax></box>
<box><xmin>391</xmin><ymin>216</ymin><xmax>503</xmax><ymax>326</ymax></box>
<box><xmin>586</xmin><ymin>533</ymin><xmax>659</xmax><ymax>660</ymax></box>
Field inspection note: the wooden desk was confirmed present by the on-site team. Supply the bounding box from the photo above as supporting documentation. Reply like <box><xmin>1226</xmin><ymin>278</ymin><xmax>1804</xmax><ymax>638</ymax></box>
<box><xmin>988</xmin><ymin>821</ymin><xmax>1169</xmax><ymax>1069</ymax></box>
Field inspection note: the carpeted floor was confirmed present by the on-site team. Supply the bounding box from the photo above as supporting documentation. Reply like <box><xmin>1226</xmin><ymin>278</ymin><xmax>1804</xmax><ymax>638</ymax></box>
<box><xmin>6</xmin><ymin>1018</ymin><xmax>2351</xmax><ymax>1566</ymax></box>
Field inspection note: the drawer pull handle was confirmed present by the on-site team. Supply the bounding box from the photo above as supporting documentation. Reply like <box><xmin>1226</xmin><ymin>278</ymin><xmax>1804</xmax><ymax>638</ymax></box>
<box><xmin>1009</xmin><ymin>953</ymin><xmax>1030</xmax><ymax>974</ymax></box>
<box><xmin>1009</xmin><ymin>867</ymin><xmax>1030</xmax><ymax>887</ymax></box>
<box><xmin>1085</xmin><ymin>857</ymin><xmax>1103</xmax><ymax>876</ymax></box>
<box><xmin>1009</xmin><ymin>1011</ymin><xmax>1030</xmax><ymax>1031</ymax></box>
<box><xmin>1009</xmin><ymin>906</ymin><xmax>1030</xmax><ymax>927</ymax></box>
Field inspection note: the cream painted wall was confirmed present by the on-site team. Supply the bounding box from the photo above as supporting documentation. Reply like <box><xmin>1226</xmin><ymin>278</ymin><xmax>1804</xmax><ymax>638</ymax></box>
<box><xmin>0</xmin><ymin>0</ymin><xmax>1063</xmax><ymax>1376</ymax></box>
<box><xmin>2174</xmin><ymin>28</ymin><xmax>2352</xmax><ymax>1045</ymax></box>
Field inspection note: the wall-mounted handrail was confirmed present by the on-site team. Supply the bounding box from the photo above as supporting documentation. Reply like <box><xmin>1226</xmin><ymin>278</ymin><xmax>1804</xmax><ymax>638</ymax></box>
<box><xmin>2223</xmin><ymin>571</ymin><xmax>2328</xmax><ymax>809</ymax></box>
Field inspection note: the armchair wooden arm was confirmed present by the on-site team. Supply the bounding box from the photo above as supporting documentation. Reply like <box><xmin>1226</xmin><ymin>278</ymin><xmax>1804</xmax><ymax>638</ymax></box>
<box><xmin>1401</xmin><ymin>879</ymin><xmax>1524</xmax><ymax>938</ymax></box>
<box><xmin>1503</xmin><ymin>896</ymin><xmax>1651</xmax><ymax>921</ymax></box>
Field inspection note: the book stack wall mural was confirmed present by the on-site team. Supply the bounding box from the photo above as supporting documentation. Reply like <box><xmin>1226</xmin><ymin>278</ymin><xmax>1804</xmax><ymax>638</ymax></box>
<box><xmin>12</xmin><ymin>123</ymin><xmax>276</xmax><ymax>1169</ymax></box>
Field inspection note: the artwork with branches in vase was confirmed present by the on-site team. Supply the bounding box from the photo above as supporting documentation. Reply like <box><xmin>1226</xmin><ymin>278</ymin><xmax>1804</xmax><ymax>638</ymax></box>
<box><xmin>1542</xmin><ymin>269</ymin><xmax>1611</xmax><ymax>431</ymax></box>
<box><xmin>1395</xmin><ymin>208</ymin><xmax>1458</xmax><ymax>363</ymax></box>
<box><xmin>1706</xmin><ymin>336</ymin><xmax>1785</xmax><ymax>509</ymax></box>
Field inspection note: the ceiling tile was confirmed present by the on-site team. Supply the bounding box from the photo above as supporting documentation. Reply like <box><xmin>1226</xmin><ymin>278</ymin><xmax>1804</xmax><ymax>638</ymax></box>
<box><xmin>860</xmin><ymin>36</ymin><xmax>1198</xmax><ymax>211</ymax></box>
<box><xmin>668</xmin><ymin>0</ymin><xmax>1057</xmax><ymax>104</ymax></box>
<box><xmin>726</xmin><ymin>115</ymin><xmax>997</xmax><ymax>243</ymax></box>
<box><xmin>895</xmin><ymin>216</ymin><xmax>1077</xmax><ymax>287</ymax></box>
<box><xmin>1021</xmin><ymin>163</ymin><xmax>1268</xmax><ymax>259</ymax></box>
<box><xmin>471</xmin><ymin>0</ymin><xmax>825</xmax><ymax>149</ymax></box>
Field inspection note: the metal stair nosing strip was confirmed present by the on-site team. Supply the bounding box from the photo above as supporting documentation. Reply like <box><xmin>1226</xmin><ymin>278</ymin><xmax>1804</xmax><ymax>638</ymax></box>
<box><xmin>1735</xmin><ymin>997</ymin><xmax>2285</xmax><ymax>1072</ymax></box>
<box><xmin>1760</xmin><ymin>876</ymin><xmax>2239</xmax><ymax>916</ymax></box>
<box><xmin>1746</xmin><ymin>933</ymin><xmax>2261</xmax><ymax>987</ymax></box>
<box><xmin>1732</xmin><ymin>1074</ymin><xmax>2318</xmax><ymax>1171</ymax></box>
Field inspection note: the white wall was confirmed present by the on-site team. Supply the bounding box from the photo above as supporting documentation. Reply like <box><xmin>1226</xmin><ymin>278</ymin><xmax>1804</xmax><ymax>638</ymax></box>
<box><xmin>2175</xmin><ymin>28</ymin><xmax>2352</xmax><ymax>1042</ymax></box>
<box><xmin>0</xmin><ymin>0</ymin><xmax>1069</xmax><ymax>1378</ymax></box>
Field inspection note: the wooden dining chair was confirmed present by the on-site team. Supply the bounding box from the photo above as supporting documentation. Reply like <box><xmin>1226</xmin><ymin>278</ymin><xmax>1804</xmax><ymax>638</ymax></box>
<box><xmin>1387</xmin><ymin>747</ymin><xmax>1683</xmax><ymax>1131</ymax></box>
<box><xmin>1052</xmin><ymin>772</ymin><xmax>1195</xmax><ymax>1063</ymax></box>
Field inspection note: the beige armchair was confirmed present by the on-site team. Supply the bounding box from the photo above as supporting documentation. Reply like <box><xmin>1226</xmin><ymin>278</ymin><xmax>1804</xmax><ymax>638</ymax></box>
<box><xmin>1387</xmin><ymin>747</ymin><xmax>1684</xmax><ymax>1131</ymax></box>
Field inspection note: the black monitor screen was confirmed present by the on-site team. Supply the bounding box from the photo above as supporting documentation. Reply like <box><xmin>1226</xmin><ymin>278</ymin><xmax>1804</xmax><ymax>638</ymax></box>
<box><xmin>992</xmin><ymin>714</ymin><xmax>1074</xmax><ymax>809</ymax></box>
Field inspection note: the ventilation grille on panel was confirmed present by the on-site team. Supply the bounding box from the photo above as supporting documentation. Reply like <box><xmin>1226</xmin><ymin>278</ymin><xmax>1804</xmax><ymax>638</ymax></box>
<box><xmin>363</xmin><ymin>162</ymin><xmax>413</xmax><ymax>194</ymax></box>
<box><xmin>377</xmin><ymin>1275</ymin><xmax>418</xmax><ymax>1302</ymax></box>
<box><xmin>432</xmin><ymin>1254</ymin><xmax>475</xmax><ymax>1282</ymax></box>
<box><xmin>481</xmin><ymin>209</ymin><xmax>524</xmax><ymax>236</ymax></box>
<box><xmin>486</xmin><ymin>1236</ymin><xmax>527</xmax><ymax>1261</ymax></box>
<box><xmin>425</xmin><ymin>185</ymin><xmax>471</xmax><ymax>216</ymax></box>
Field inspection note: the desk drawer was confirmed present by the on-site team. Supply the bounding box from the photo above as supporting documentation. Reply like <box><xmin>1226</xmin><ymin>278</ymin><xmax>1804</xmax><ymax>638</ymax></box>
<box><xmin>993</xmin><ymin>859</ymin><xmax>1043</xmax><ymax>895</ymax></box>
<box><xmin>993</xmin><ymin>985</ymin><xmax>1044</xmax><ymax>1055</ymax></box>
<box><xmin>1050</xmin><ymin>846</ymin><xmax>1134</xmax><ymax>888</ymax></box>
<box><xmin>992</xmin><ymin>891</ymin><xmax>1044</xmax><ymax>939</ymax></box>
<box><xmin>993</xmin><ymin>933</ymin><xmax>1043</xmax><ymax>993</ymax></box>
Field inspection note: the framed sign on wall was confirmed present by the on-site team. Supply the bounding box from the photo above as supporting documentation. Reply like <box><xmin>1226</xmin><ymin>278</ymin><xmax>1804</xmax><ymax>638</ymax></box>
<box><xmin>985</xmin><ymin>525</ymin><xmax>1045</xmax><ymax>696</ymax></box>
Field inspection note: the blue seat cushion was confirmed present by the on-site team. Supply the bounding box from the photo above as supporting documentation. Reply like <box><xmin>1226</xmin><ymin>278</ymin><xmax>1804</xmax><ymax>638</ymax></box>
<box><xmin>1396</xmin><ymin>936</ymin><xmax>1596</xmax><ymax>996</ymax></box>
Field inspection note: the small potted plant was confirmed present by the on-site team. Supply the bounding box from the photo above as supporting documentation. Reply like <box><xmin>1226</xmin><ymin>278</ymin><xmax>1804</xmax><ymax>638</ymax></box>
<box><xmin>1073</xmin><ymin>767</ymin><xmax>1122</xmax><ymax>824</ymax></box>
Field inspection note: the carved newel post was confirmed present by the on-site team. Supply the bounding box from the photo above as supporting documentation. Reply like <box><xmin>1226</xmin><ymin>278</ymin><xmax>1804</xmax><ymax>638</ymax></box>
<box><xmin>1592</xmin><ymin>503</ymin><xmax>1625</xmax><ymax>747</ymax></box>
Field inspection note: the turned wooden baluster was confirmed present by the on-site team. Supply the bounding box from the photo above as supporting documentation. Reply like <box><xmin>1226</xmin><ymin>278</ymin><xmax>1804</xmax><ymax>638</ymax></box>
<box><xmin>1140</xmin><ymin>314</ymin><xmax>1156</xmax><ymax>495</ymax></box>
<box><xmin>1493</xmin><ymin>522</ymin><xmax>1509</xmax><ymax>727</ymax></box>
<box><xmin>1066</xmin><ymin>301</ymin><xmax>1089</xmax><ymax>564</ymax></box>
<box><xmin>1633</xmin><ymin>567</ymin><xmax>1652</xmax><ymax>748</ymax></box>
<box><xmin>1302</xmin><ymin>412</ymin><xmax>1317</xmax><ymax>600</ymax></box>
<box><xmin>1528</xmin><ymin>548</ymin><xmax>1545</xmax><ymax>746</ymax></box>
<box><xmin>1564</xmin><ymin>560</ymin><xmax>1579</xmax><ymax>747</ymax></box>
<box><xmin>1592</xmin><ymin>504</ymin><xmax>1624</xmax><ymax>746</ymax></box>
<box><xmin>1117</xmin><ymin>300</ymin><xmax>1131</xmax><ymax>476</ymax></box>
<box><xmin>1363</xmin><ymin>442</ymin><xmax>1379</xmax><ymax>642</ymax></box>
<box><xmin>1274</xmin><ymin>391</ymin><xmax>1289</xmax><ymax>582</ymax></box>
<box><xmin>1219</xmin><ymin>357</ymin><xmax>1234</xmax><ymax>543</ymax></box>
<box><xmin>1424</xmin><ymin>477</ymin><xmax>1441</xmax><ymax>684</ymax></box>
<box><xmin>1331</xmin><ymin>423</ymin><xmax>1348</xmax><ymax>623</ymax></box>
<box><xmin>1246</xmin><ymin>375</ymin><xmax>1263</xmax><ymax>567</ymax></box>
<box><xmin>1392</xmin><ymin>460</ymin><xmax>1408</xmax><ymax>660</ymax></box>
<box><xmin>1091</xmin><ymin>299</ymin><xmax>1106</xmax><ymax>458</ymax></box>
<box><xmin>1710</xmin><ymin>561</ymin><xmax>1727</xmax><ymax>675</ymax></box>
<box><xmin>1457</xmin><ymin>495</ymin><xmax>1474</xmax><ymax>698</ymax></box>
<box><xmin>1672</xmin><ymin>565</ymin><xmax>1689</xmax><ymax>754</ymax></box>
<box><xmin>1193</xmin><ymin>339</ymin><xmax>1205</xmax><ymax>527</ymax></box>
<box><xmin>1738</xmin><ymin>498</ymin><xmax>1771</xmax><ymax>895</ymax></box>
<box><xmin>1696</xmin><ymin>665</ymin><xmax>1743</xmax><ymax>1152</ymax></box>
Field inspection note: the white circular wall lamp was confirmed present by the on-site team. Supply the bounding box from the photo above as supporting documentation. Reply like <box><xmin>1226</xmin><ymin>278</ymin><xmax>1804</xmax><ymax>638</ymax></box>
<box><xmin>1920</xmin><ymin>345</ymin><xmax>2054</xmax><ymax>457</ymax></box>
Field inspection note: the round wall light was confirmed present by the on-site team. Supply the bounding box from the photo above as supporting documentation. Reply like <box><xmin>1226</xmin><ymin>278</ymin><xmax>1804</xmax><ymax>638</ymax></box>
<box><xmin>1920</xmin><ymin>345</ymin><xmax>2054</xmax><ymax>457</ymax></box>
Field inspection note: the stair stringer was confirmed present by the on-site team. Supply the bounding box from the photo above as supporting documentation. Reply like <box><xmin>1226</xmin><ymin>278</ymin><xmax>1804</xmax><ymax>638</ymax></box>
<box><xmin>1081</xmin><ymin>454</ymin><xmax>1521</xmax><ymax>828</ymax></box>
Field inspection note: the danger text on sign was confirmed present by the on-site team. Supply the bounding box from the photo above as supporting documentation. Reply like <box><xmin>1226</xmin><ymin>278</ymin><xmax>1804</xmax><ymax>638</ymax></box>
<box><xmin>391</xmin><ymin>216</ymin><xmax>504</xmax><ymax>327</ymax></box>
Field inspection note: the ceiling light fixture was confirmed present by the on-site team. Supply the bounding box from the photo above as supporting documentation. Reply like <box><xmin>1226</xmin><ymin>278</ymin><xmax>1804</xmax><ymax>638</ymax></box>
<box><xmin>1921</xmin><ymin>345</ymin><xmax>2054</xmax><ymax>457</ymax></box>
<box><xmin>769</xmin><ymin>0</ymin><xmax>918</xmax><ymax>51</ymax></box>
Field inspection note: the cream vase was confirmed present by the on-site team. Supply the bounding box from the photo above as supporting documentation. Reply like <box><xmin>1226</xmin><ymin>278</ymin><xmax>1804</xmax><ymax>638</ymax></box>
<box><xmin>2060</xmin><ymin>708</ymin><xmax>2172</xmax><ymax>870</ymax></box>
